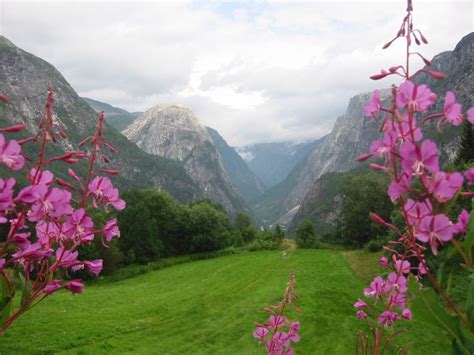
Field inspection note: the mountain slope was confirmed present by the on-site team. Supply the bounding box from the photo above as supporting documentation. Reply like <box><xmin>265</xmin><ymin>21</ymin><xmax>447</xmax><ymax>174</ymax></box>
<box><xmin>124</xmin><ymin>105</ymin><xmax>245</xmax><ymax>215</ymax></box>
<box><xmin>82</xmin><ymin>97</ymin><xmax>140</xmax><ymax>132</ymax></box>
<box><xmin>206</xmin><ymin>127</ymin><xmax>266</xmax><ymax>202</ymax></box>
<box><xmin>0</xmin><ymin>35</ymin><xmax>200</xmax><ymax>202</ymax></box>
<box><xmin>238</xmin><ymin>139</ymin><xmax>325</xmax><ymax>188</ymax></box>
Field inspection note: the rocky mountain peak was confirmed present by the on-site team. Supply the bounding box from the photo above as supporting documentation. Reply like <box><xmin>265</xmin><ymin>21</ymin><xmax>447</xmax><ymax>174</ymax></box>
<box><xmin>124</xmin><ymin>104</ymin><xmax>244</xmax><ymax>215</ymax></box>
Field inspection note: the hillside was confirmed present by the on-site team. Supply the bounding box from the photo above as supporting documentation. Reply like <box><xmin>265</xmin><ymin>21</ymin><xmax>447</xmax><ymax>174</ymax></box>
<box><xmin>0</xmin><ymin>35</ymin><xmax>200</xmax><ymax>202</ymax></box>
<box><xmin>0</xmin><ymin>251</ymin><xmax>449</xmax><ymax>354</ymax></box>
<box><xmin>206</xmin><ymin>127</ymin><xmax>266</xmax><ymax>202</ymax></box>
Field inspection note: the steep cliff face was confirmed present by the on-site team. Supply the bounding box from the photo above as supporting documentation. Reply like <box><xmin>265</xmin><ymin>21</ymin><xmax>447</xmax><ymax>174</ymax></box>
<box><xmin>0</xmin><ymin>35</ymin><xmax>200</xmax><ymax>202</ymax></box>
<box><xmin>257</xmin><ymin>32</ymin><xmax>473</xmax><ymax>228</ymax></box>
<box><xmin>206</xmin><ymin>127</ymin><xmax>266</xmax><ymax>203</ymax></box>
<box><xmin>124</xmin><ymin>105</ymin><xmax>245</xmax><ymax>215</ymax></box>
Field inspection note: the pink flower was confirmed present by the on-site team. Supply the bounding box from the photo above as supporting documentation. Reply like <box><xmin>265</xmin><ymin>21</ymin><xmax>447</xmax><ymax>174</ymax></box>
<box><xmin>28</xmin><ymin>187</ymin><xmax>73</xmax><ymax>222</ymax></box>
<box><xmin>29</xmin><ymin>168</ymin><xmax>54</xmax><ymax>186</ymax></box>
<box><xmin>395</xmin><ymin>259</ymin><xmax>410</xmax><ymax>274</ymax></box>
<box><xmin>426</xmin><ymin>172</ymin><xmax>462</xmax><ymax>202</ymax></box>
<box><xmin>379</xmin><ymin>256</ymin><xmax>388</xmax><ymax>267</ymax></box>
<box><xmin>370</xmin><ymin>130</ymin><xmax>397</xmax><ymax>158</ymax></box>
<box><xmin>465</xmin><ymin>168</ymin><xmax>474</xmax><ymax>186</ymax></box>
<box><xmin>64</xmin><ymin>280</ymin><xmax>84</xmax><ymax>294</ymax></box>
<box><xmin>0</xmin><ymin>178</ymin><xmax>15</xmax><ymax>222</ymax></box>
<box><xmin>272</xmin><ymin>332</ymin><xmax>290</xmax><ymax>348</ymax></box>
<box><xmin>364</xmin><ymin>90</ymin><xmax>381</xmax><ymax>117</ymax></box>
<box><xmin>84</xmin><ymin>259</ymin><xmax>103</xmax><ymax>275</ymax></box>
<box><xmin>290</xmin><ymin>321</ymin><xmax>300</xmax><ymax>333</ymax></box>
<box><xmin>388</xmin><ymin>290</ymin><xmax>406</xmax><ymax>308</ymax></box>
<box><xmin>103</xmin><ymin>218</ymin><xmax>120</xmax><ymax>242</ymax></box>
<box><xmin>36</xmin><ymin>221</ymin><xmax>62</xmax><ymax>246</ymax></box>
<box><xmin>415</xmin><ymin>214</ymin><xmax>454</xmax><ymax>255</ymax></box>
<box><xmin>364</xmin><ymin>276</ymin><xmax>385</xmax><ymax>298</ymax></box>
<box><xmin>443</xmin><ymin>92</ymin><xmax>463</xmax><ymax>125</ymax></box>
<box><xmin>354</xmin><ymin>299</ymin><xmax>367</xmax><ymax>308</ymax></box>
<box><xmin>44</xmin><ymin>280</ymin><xmax>62</xmax><ymax>294</ymax></box>
<box><xmin>396</xmin><ymin>81</ymin><xmax>437</xmax><ymax>112</ymax></box>
<box><xmin>253</xmin><ymin>326</ymin><xmax>269</xmax><ymax>342</ymax></box>
<box><xmin>63</xmin><ymin>208</ymin><xmax>94</xmax><ymax>242</ymax></box>
<box><xmin>356</xmin><ymin>310</ymin><xmax>367</xmax><ymax>319</ymax></box>
<box><xmin>453</xmin><ymin>210</ymin><xmax>469</xmax><ymax>234</ymax></box>
<box><xmin>428</xmin><ymin>172</ymin><xmax>464</xmax><ymax>203</ymax></box>
<box><xmin>385</xmin><ymin>273</ymin><xmax>408</xmax><ymax>293</ymax></box>
<box><xmin>388</xmin><ymin>174</ymin><xmax>412</xmax><ymax>201</ymax></box>
<box><xmin>404</xmin><ymin>199</ymin><xmax>432</xmax><ymax>225</ymax></box>
<box><xmin>400</xmin><ymin>140</ymin><xmax>439</xmax><ymax>175</ymax></box>
<box><xmin>377</xmin><ymin>311</ymin><xmax>399</xmax><ymax>327</ymax></box>
<box><xmin>55</xmin><ymin>247</ymin><xmax>80</xmax><ymax>269</ymax></box>
<box><xmin>466</xmin><ymin>107</ymin><xmax>474</xmax><ymax>124</ymax></box>
<box><xmin>12</xmin><ymin>242</ymin><xmax>52</xmax><ymax>261</ymax></box>
<box><xmin>384</xmin><ymin>114</ymin><xmax>423</xmax><ymax>142</ymax></box>
<box><xmin>267</xmin><ymin>315</ymin><xmax>284</xmax><ymax>330</ymax></box>
<box><xmin>88</xmin><ymin>177</ymin><xmax>126</xmax><ymax>211</ymax></box>
<box><xmin>0</xmin><ymin>133</ymin><xmax>24</xmax><ymax>170</ymax></box>
<box><xmin>402</xmin><ymin>308</ymin><xmax>412</xmax><ymax>320</ymax></box>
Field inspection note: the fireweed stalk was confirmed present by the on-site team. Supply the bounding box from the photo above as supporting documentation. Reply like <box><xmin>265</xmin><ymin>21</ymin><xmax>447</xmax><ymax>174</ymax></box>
<box><xmin>0</xmin><ymin>88</ymin><xmax>124</xmax><ymax>334</ymax></box>
<box><xmin>253</xmin><ymin>272</ymin><xmax>301</xmax><ymax>355</ymax></box>
<box><xmin>354</xmin><ymin>0</ymin><xmax>474</xmax><ymax>353</ymax></box>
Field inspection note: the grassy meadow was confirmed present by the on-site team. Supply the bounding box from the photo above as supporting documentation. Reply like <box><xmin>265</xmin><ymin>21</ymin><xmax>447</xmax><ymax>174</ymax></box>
<box><xmin>2</xmin><ymin>250</ymin><xmax>451</xmax><ymax>354</ymax></box>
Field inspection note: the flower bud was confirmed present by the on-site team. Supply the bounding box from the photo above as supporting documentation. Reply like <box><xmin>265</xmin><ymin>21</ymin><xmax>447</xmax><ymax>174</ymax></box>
<box><xmin>0</xmin><ymin>124</ymin><xmax>26</xmax><ymax>133</ymax></box>
<box><xmin>355</xmin><ymin>153</ymin><xmax>372</xmax><ymax>162</ymax></box>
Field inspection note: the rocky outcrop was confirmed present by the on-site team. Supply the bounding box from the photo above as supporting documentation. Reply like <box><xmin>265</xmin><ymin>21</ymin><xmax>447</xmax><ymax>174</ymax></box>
<box><xmin>124</xmin><ymin>105</ymin><xmax>245</xmax><ymax>215</ymax></box>
<box><xmin>0</xmin><ymin>35</ymin><xmax>200</xmax><ymax>202</ymax></box>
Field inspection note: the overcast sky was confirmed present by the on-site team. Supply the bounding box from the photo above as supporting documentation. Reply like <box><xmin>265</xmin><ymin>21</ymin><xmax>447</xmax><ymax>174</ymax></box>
<box><xmin>1</xmin><ymin>1</ymin><xmax>472</xmax><ymax>146</ymax></box>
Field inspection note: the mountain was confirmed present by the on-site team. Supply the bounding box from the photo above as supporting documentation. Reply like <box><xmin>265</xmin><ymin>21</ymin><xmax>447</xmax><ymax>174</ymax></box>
<box><xmin>123</xmin><ymin>105</ymin><xmax>245</xmax><ymax>215</ymax></box>
<box><xmin>238</xmin><ymin>139</ymin><xmax>326</xmax><ymax>188</ymax></box>
<box><xmin>82</xmin><ymin>97</ymin><xmax>141</xmax><ymax>132</ymax></box>
<box><xmin>287</xmin><ymin>32</ymin><xmax>474</xmax><ymax>232</ymax></box>
<box><xmin>0</xmin><ymin>35</ymin><xmax>200</xmax><ymax>202</ymax></box>
<box><xmin>253</xmin><ymin>32</ymin><xmax>473</xmax><ymax>230</ymax></box>
<box><xmin>206</xmin><ymin>127</ymin><xmax>266</xmax><ymax>202</ymax></box>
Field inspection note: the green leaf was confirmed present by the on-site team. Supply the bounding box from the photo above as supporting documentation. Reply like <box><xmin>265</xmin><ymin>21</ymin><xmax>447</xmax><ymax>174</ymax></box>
<box><xmin>408</xmin><ymin>276</ymin><xmax>462</xmax><ymax>343</ymax></box>
<box><xmin>466</xmin><ymin>274</ymin><xmax>474</xmax><ymax>325</ymax></box>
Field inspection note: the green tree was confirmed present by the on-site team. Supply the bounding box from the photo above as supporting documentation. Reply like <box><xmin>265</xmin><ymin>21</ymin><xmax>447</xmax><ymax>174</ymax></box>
<box><xmin>338</xmin><ymin>173</ymin><xmax>392</xmax><ymax>247</ymax></box>
<box><xmin>295</xmin><ymin>219</ymin><xmax>319</xmax><ymax>248</ymax></box>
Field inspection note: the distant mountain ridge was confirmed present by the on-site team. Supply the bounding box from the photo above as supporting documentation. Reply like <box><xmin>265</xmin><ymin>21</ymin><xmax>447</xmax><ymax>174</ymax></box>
<box><xmin>82</xmin><ymin>97</ymin><xmax>141</xmax><ymax>132</ymax></box>
<box><xmin>124</xmin><ymin>104</ymin><xmax>245</xmax><ymax>215</ymax></box>
<box><xmin>238</xmin><ymin>138</ymin><xmax>326</xmax><ymax>188</ymax></box>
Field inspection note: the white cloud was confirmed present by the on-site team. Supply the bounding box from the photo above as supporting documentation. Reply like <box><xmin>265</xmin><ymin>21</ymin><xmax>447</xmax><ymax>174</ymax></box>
<box><xmin>0</xmin><ymin>0</ymin><xmax>472</xmax><ymax>146</ymax></box>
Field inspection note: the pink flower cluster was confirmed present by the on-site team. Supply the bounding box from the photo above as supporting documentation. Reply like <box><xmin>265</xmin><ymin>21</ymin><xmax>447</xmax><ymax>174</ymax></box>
<box><xmin>355</xmin><ymin>0</ymin><xmax>473</xmax><ymax>352</ymax></box>
<box><xmin>0</xmin><ymin>89</ymin><xmax>124</xmax><ymax>334</ymax></box>
<box><xmin>253</xmin><ymin>273</ymin><xmax>300</xmax><ymax>354</ymax></box>
<box><xmin>253</xmin><ymin>316</ymin><xmax>300</xmax><ymax>355</ymax></box>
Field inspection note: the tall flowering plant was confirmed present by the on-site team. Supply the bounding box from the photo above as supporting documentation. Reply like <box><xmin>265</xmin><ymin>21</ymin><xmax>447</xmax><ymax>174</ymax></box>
<box><xmin>0</xmin><ymin>89</ymin><xmax>124</xmax><ymax>334</ymax></box>
<box><xmin>253</xmin><ymin>272</ymin><xmax>301</xmax><ymax>355</ymax></box>
<box><xmin>354</xmin><ymin>0</ymin><xmax>474</xmax><ymax>353</ymax></box>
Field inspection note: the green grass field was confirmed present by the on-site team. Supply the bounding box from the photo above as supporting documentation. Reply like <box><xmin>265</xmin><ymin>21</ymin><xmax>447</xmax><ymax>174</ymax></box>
<box><xmin>1</xmin><ymin>250</ymin><xmax>450</xmax><ymax>354</ymax></box>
